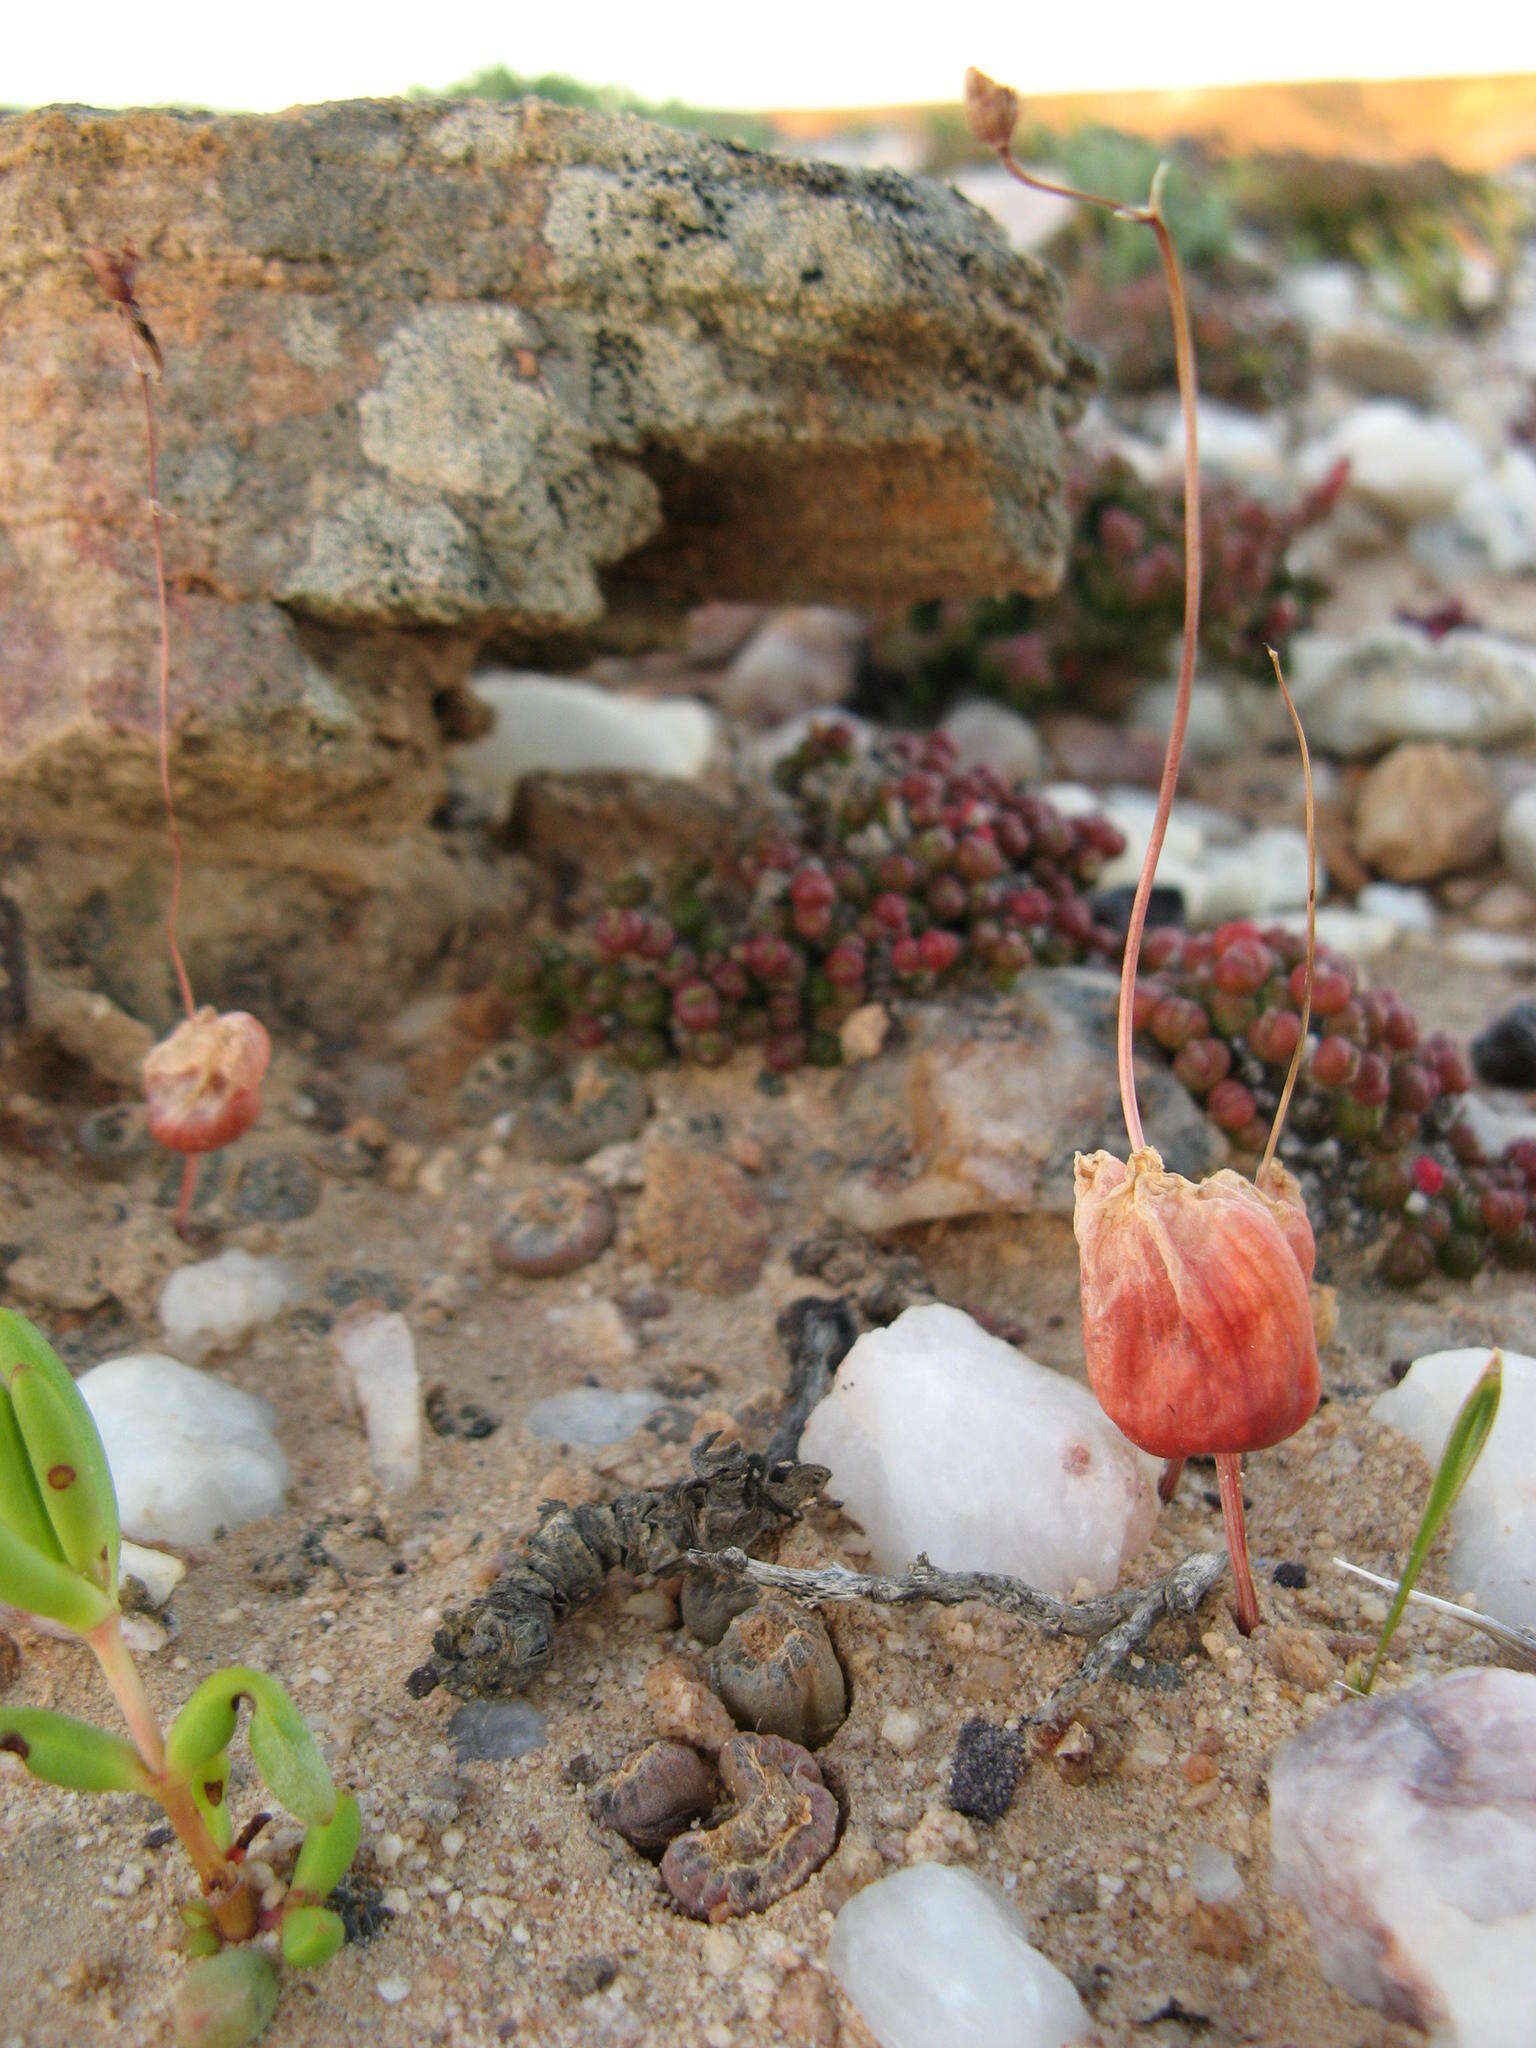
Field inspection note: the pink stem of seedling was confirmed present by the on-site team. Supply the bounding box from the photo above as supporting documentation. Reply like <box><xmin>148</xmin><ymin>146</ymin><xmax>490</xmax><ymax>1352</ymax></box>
<box><xmin>89</xmin><ymin>1613</ymin><xmax>232</xmax><ymax>1893</ymax></box>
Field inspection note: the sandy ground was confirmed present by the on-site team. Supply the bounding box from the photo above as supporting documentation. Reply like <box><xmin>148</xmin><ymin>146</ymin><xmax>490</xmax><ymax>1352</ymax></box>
<box><xmin>1</xmin><ymin>911</ymin><xmax>1533</xmax><ymax>2048</ymax></box>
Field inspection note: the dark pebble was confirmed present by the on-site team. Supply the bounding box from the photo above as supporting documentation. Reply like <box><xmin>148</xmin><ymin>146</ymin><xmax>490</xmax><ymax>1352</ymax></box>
<box><xmin>1472</xmin><ymin>1002</ymin><xmax>1536</xmax><ymax>1088</ymax></box>
<box><xmin>330</xmin><ymin>1877</ymin><xmax>394</xmax><ymax>1944</ymax></box>
<box><xmin>447</xmin><ymin>1700</ymin><xmax>547</xmax><ymax>1763</ymax></box>
<box><xmin>1272</xmin><ymin>1561</ymin><xmax>1308</xmax><ymax>1589</ymax></box>
<box><xmin>425</xmin><ymin>1386</ymin><xmax>501</xmax><ymax>1440</ymax></box>
<box><xmin>1123</xmin><ymin>1658</ymin><xmax>1185</xmax><ymax>1694</ymax></box>
<box><xmin>947</xmin><ymin>1717</ymin><xmax>1024</xmax><ymax>1822</ymax></box>
<box><xmin>324</xmin><ymin>1269</ymin><xmax>407</xmax><ymax>1312</ymax></box>
<box><xmin>563</xmin><ymin>1957</ymin><xmax>617</xmax><ymax>1999</ymax></box>
<box><xmin>0</xmin><ymin>1628</ymin><xmax>20</xmax><ymax>1695</ymax></box>
<box><xmin>233</xmin><ymin>1154</ymin><xmax>322</xmax><ymax>1222</ymax></box>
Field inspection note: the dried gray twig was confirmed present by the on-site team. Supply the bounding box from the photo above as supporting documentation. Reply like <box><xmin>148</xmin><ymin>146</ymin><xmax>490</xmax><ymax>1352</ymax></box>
<box><xmin>407</xmin><ymin>1443</ymin><xmax>827</xmax><ymax>1700</ymax></box>
<box><xmin>692</xmin><ymin>1547</ymin><xmax>1228</xmax><ymax>1724</ymax></box>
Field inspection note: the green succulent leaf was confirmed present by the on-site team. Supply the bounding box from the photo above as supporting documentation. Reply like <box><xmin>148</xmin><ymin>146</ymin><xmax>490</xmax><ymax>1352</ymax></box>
<box><xmin>168</xmin><ymin>1666</ymin><xmax>336</xmax><ymax>1825</ymax></box>
<box><xmin>0</xmin><ymin>1705</ymin><xmax>149</xmax><ymax>1795</ymax></box>
<box><xmin>291</xmin><ymin>1790</ymin><xmax>361</xmax><ymax>1900</ymax></box>
<box><xmin>166</xmin><ymin>1676</ymin><xmax>243</xmax><ymax>1778</ymax></box>
<box><xmin>0</xmin><ymin>1520</ymin><xmax>115</xmax><ymax>1633</ymax></box>
<box><xmin>172</xmin><ymin>1949</ymin><xmax>279</xmax><ymax>2048</ymax></box>
<box><xmin>280</xmin><ymin>1904</ymin><xmax>346</xmax><ymax>1971</ymax></box>
<box><xmin>191</xmin><ymin>1750</ymin><xmax>234</xmax><ymax>1852</ymax></box>
<box><xmin>1359</xmin><ymin>1349</ymin><xmax>1502</xmax><ymax>1695</ymax></box>
<box><xmin>0</xmin><ymin>1309</ymin><xmax>120</xmax><ymax>1598</ymax></box>
<box><xmin>0</xmin><ymin>1381</ymin><xmax>64</xmax><ymax>1562</ymax></box>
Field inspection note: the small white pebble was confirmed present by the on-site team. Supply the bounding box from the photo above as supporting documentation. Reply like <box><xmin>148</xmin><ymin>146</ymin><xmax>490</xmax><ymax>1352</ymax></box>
<box><xmin>880</xmin><ymin>1708</ymin><xmax>924</xmax><ymax>1754</ymax></box>
<box><xmin>375</xmin><ymin>1976</ymin><xmax>410</xmax><ymax>2006</ymax></box>
<box><xmin>440</xmin><ymin>1827</ymin><xmax>464</xmax><ymax>1858</ymax></box>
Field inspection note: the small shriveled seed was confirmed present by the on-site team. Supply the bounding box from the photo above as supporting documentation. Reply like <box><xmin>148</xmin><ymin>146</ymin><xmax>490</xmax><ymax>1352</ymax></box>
<box><xmin>587</xmin><ymin>1739</ymin><xmax>718</xmax><ymax>1855</ymax></box>
<box><xmin>492</xmin><ymin>1174</ymin><xmax>615</xmax><ymax>1278</ymax></box>
<box><xmin>710</xmin><ymin>1598</ymin><xmax>846</xmax><ymax>1749</ymax></box>
<box><xmin>524</xmin><ymin>1058</ymin><xmax>650</xmax><ymax>1163</ymax></box>
<box><xmin>660</xmin><ymin>1733</ymin><xmax>837</xmax><ymax>1922</ymax></box>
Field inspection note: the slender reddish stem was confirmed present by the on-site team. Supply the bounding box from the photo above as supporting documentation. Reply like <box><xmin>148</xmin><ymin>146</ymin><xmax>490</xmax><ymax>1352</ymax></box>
<box><xmin>89</xmin><ymin>1613</ymin><xmax>230</xmax><ymax>1891</ymax></box>
<box><xmin>1259</xmin><ymin>647</ymin><xmax>1317</xmax><ymax>1184</ymax></box>
<box><xmin>1216</xmin><ymin>1453</ymin><xmax>1259</xmax><ymax>1634</ymax></box>
<box><xmin>123</xmin><ymin>317</ymin><xmax>195</xmax><ymax>1023</ymax></box>
<box><xmin>173</xmin><ymin>1154</ymin><xmax>200</xmax><ymax>1239</ymax></box>
<box><xmin>997</xmin><ymin>155</ymin><xmax>1202</xmax><ymax>1155</ymax></box>
<box><xmin>1157</xmin><ymin>1457</ymin><xmax>1185</xmax><ymax>1505</ymax></box>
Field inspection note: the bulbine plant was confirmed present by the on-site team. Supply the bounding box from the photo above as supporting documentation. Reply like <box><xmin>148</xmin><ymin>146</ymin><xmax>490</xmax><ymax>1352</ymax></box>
<box><xmin>0</xmin><ymin>1309</ymin><xmax>358</xmax><ymax>2042</ymax></box>
<box><xmin>966</xmin><ymin>69</ymin><xmax>1323</xmax><ymax>1635</ymax></box>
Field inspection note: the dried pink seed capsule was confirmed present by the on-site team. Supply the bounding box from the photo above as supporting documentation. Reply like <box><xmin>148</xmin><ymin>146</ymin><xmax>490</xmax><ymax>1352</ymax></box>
<box><xmin>142</xmin><ymin>1007</ymin><xmax>270</xmax><ymax>1155</ymax></box>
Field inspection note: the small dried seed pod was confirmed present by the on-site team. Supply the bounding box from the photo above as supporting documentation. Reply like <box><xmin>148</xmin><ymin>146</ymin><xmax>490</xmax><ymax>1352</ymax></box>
<box><xmin>660</xmin><ymin>1733</ymin><xmax>838</xmax><ymax>1921</ymax></box>
<box><xmin>587</xmin><ymin>1739</ymin><xmax>718</xmax><ymax>1854</ymax></box>
<box><xmin>963</xmin><ymin>67</ymin><xmax>1020</xmax><ymax>151</ymax></box>
<box><xmin>491</xmin><ymin>1175</ymin><xmax>615</xmax><ymax>1278</ymax></box>
<box><xmin>143</xmin><ymin>1007</ymin><xmax>270</xmax><ymax>1155</ymax></box>
<box><xmin>710</xmin><ymin>1598</ymin><xmax>847</xmax><ymax>1749</ymax></box>
<box><xmin>524</xmin><ymin>1058</ymin><xmax>650</xmax><ymax>1163</ymax></box>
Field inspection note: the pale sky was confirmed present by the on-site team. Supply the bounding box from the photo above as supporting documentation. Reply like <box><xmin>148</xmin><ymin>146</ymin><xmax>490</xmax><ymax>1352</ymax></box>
<box><xmin>8</xmin><ymin>0</ymin><xmax>1533</xmax><ymax>112</ymax></box>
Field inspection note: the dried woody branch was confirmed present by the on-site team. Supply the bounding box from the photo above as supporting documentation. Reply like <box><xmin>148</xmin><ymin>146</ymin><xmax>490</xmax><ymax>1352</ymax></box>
<box><xmin>690</xmin><ymin>1547</ymin><xmax>1228</xmax><ymax>1726</ymax></box>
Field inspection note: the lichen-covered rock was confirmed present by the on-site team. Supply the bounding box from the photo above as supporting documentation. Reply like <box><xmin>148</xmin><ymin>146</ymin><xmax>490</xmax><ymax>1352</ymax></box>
<box><xmin>0</xmin><ymin>99</ymin><xmax>1085</xmax><ymax>1022</ymax></box>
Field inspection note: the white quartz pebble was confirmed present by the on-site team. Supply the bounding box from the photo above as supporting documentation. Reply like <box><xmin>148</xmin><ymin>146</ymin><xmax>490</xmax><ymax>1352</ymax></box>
<box><xmin>523</xmin><ymin>1386</ymin><xmax>664</xmax><ymax>1447</ymax></box>
<box><xmin>332</xmin><ymin>1311</ymin><xmax>422</xmax><ymax>1494</ymax></box>
<box><xmin>159</xmin><ymin>1250</ymin><xmax>294</xmax><ymax>1361</ymax></box>
<box><xmin>450</xmin><ymin>671</ymin><xmax>716</xmax><ymax>817</ymax></box>
<box><xmin>1372</xmin><ymin>1347</ymin><xmax>1536</xmax><ymax>1627</ymax></box>
<box><xmin>800</xmin><ymin>1305</ymin><xmax>1157</xmax><ymax>1597</ymax></box>
<box><xmin>79</xmin><ymin>1354</ymin><xmax>287</xmax><ymax>1546</ymax></box>
<box><xmin>829</xmin><ymin>1864</ymin><xmax>1089</xmax><ymax>2048</ymax></box>
<box><xmin>1271</xmin><ymin>1669</ymin><xmax>1536</xmax><ymax>2046</ymax></box>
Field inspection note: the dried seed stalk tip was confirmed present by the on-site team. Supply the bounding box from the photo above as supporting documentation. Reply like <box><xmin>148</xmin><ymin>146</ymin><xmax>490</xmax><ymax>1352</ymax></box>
<box><xmin>963</xmin><ymin>67</ymin><xmax>1019</xmax><ymax>151</ymax></box>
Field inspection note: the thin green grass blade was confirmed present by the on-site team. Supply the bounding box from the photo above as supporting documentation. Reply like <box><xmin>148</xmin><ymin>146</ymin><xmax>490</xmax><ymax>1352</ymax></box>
<box><xmin>1359</xmin><ymin>1349</ymin><xmax>1502</xmax><ymax>1694</ymax></box>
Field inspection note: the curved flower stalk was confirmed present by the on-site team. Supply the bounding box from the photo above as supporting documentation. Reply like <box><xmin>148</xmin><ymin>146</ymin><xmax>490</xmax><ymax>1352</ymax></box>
<box><xmin>89</xmin><ymin>249</ymin><xmax>271</xmax><ymax>1236</ymax></box>
<box><xmin>0</xmin><ymin>1309</ymin><xmax>358</xmax><ymax>2041</ymax></box>
<box><xmin>965</xmin><ymin>72</ymin><xmax>1322</xmax><ymax>1633</ymax></box>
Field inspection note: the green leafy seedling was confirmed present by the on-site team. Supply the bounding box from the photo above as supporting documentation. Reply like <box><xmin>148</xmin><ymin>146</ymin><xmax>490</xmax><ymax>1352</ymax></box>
<box><xmin>0</xmin><ymin>1310</ymin><xmax>362</xmax><ymax>2045</ymax></box>
<box><xmin>1349</xmin><ymin>1349</ymin><xmax>1502</xmax><ymax>1695</ymax></box>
